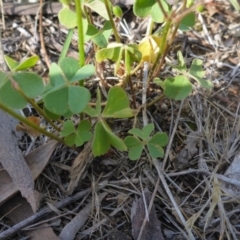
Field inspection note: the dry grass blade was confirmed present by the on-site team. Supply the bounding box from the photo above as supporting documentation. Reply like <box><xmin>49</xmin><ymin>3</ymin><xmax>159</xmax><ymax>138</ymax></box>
<box><xmin>0</xmin><ymin>193</ymin><xmax>59</xmax><ymax>240</ymax></box>
<box><xmin>153</xmin><ymin>158</ymin><xmax>195</xmax><ymax>239</ymax></box>
<box><xmin>0</xmin><ymin>187</ymin><xmax>95</xmax><ymax>239</ymax></box>
<box><xmin>67</xmin><ymin>141</ymin><xmax>93</xmax><ymax>195</ymax></box>
<box><xmin>59</xmin><ymin>192</ymin><xmax>107</xmax><ymax>240</ymax></box>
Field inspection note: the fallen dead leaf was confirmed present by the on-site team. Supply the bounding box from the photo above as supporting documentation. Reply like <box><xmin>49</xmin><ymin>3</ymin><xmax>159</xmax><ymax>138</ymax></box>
<box><xmin>131</xmin><ymin>189</ymin><xmax>164</xmax><ymax>240</ymax></box>
<box><xmin>175</xmin><ymin>131</ymin><xmax>200</xmax><ymax>169</ymax></box>
<box><xmin>0</xmin><ymin>192</ymin><xmax>59</xmax><ymax>240</ymax></box>
<box><xmin>0</xmin><ymin>110</ymin><xmax>36</xmax><ymax>212</ymax></box>
<box><xmin>16</xmin><ymin>116</ymin><xmax>41</xmax><ymax>138</ymax></box>
<box><xmin>0</xmin><ymin>138</ymin><xmax>58</xmax><ymax>208</ymax></box>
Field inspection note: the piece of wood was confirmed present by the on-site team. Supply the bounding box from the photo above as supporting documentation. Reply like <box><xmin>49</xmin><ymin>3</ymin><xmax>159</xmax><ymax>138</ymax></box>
<box><xmin>2</xmin><ymin>0</ymin><xmax>135</xmax><ymax>16</ymax></box>
<box><xmin>2</xmin><ymin>2</ymin><xmax>62</xmax><ymax>15</ymax></box>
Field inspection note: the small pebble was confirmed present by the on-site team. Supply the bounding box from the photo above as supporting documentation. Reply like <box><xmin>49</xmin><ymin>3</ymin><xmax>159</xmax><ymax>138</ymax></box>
<box><xmin>160</xmin><ymin>103</ymin><xmax>168</xmax><ymax>112</ymax></box>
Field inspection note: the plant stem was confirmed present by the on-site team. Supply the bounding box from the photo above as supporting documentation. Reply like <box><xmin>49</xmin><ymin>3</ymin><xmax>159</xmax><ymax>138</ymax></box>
<box><xmin>103</xmin><ymin>0</ymin><xmax>120</xmax><ymax>43</ymax></box>
<box><xmin>155</xmin><ymin>0</ymin><xmax>169</xmax><ymax>20</ymax></box>
<box><xmin>146</xmin><ymin>17</ymin><xmax>154</xmax><ymax>36</ymax></box>
<box><xmin>147</xmin><ymin>19</ymin><xmax>171</xmax><ymax>86</ymax></box>
<box><xmin>26</xmin><ymin>97</ymin><xmax>61</xmax><ymax>132</ymax></box>
<box><xmin>147</xmin><ymin>93</ymin><xmax>165</xmax><ymax>108</ymax></box>
<box><xmin>153</xmin><ymin>22</ymin><xmax>180</xmax><ymax>78</ymax></box>
<box><xmin>7</xmin><ymin>74</ymin><xmax>61</xmax><ymax>131</ymax></box>
<box><xmin>75</xmin><ymin>0</ymin><xmax>85</xmax><ymax>67</ymax></box>
<box><xmin>0</xmin><ymin>102</ymin><xmax>64</xmax><ymax>144</ymax></box>
<box><xmin>126</xmin><ymin>74</ymin><xmax>136</xmax><ymax>109</ymax></box>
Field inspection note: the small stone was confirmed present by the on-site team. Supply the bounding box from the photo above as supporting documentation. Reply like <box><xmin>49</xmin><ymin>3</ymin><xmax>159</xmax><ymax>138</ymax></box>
<box><xmin>160</xmin><ymin>103</ymin><xmax>168</xmax><ymax>112</ymax></box>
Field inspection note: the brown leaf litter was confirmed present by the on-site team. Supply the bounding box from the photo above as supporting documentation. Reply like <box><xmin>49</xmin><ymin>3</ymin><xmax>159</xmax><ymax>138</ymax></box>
<box><xmin>0</xmin><ymin>110</ymin><xmax>36</xmax><ymax>212</ymax></box>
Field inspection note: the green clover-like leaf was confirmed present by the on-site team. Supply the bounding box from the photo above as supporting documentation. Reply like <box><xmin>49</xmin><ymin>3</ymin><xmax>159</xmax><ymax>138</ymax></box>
<box><xmin>189</xmin><ymin>59</ymin><xmax>213</xmax><ymax>89</ymax></box>
<box><xmin>0</xmin><ymin>72</ymin><xmax>27</xmax><ymax>109</ymax></box>
<box><xmin>15</xmin><ymin>55</ymin><xmax>39</xmax><ymax>71</ymax></box>
<box><xmin>65</xmin><ymin>134</ymin><xmax>76</xmax><ymax>146</ymax></box>
<box><xmin>60</xmin><ymin>120</ymin><xmax>75</xmax><ymax>137</ymax></box>
<box><xmin>84</xmin><ymin>0</ymin><xmax>109</xmax><ymax>20</ymax></box>
<box><xmin>44</xmin><ymin>85</ymin><xmax>90</xmax><ymax>115</ymax></box>
<box><xmin>128</xmin><ymin>123</ymin><xmax>154</xmax><ymax>141</ymax></box>
<box><xmin>101</xmin><ymin>120</ymin><xmax>126</xmax><ymax>151</ymax></box>
<box><xmin>124</xmin><ymin>136</ymin><xmax>144</xmax><ymax>160</ymax></box>
<box><xmin>86</xmin><ymin>24</ymin><xmax>108</xmax><ymax>48</ymax></box>
<box><xmin>44</xmin><ymin>106</ymin><xmax>60</xmax><ymax>120</ymax></box>
<box><xmin>82</xmin><ymin>87</ymin><xmax>102</xmax><ymax>117</ymax></box>
<box><xmin>75</xmin><ymin>120</ymin><xmax>93</xmax><ymax>146</ymax></box>
<box><xmin>70</xmin><ymin>64</ymin><xmax>95</xmax><ymax>83</ymax></box>
<box><xmin>163</xmin><ymin>75</ymin><xmax>192</xmax><ymax>100</ymax></box>
<box><xmin>43</xmin><ymin>59</ymin><xmax>93</xmax><ymax>115</ymax></box>
<box><xmin>179</xmin><ymin>12</ymin><xmax>195</xmax><ymax>31</ymax></box>
<box><xmin>92</xmin><ymin>121</ymin><xmax>110</xmax><ymax>156</ymax></box>
<box><xmin>48</xmin><ymin>62</ymin><xmax>66</xmax><ymax>87</ymax></box>
<box><xmin>61</xmin><ymin>120</ymin><xmax>92</xmax><ymax>147</ymax></box>
<box><xmin>150</xmin><ymin>1</ymin><xmax>169</xmax><ymax>23</ymax></box>
<box><xmin>58</xmin><ymin>7</ymin><xmax>77</xmax><ymax>28</ymax></box>
<box><xmin>147</xmin><ymin>132</ymin><xmax>168</xmax><ymax>158</ymax></box>
<box><xmin>133</xmin><ymin>0</ymin><xmax>155</xmax><ymax>17</ymax></box>
<box><xmin>174</xmin><ymin>50</ymin><xmax>187</xmax><ymax>72</ymax></box>
<box><xmin>102</xmin><ymin>86</ymin><xmax>135</xmax><ymax>118</ymax></box>
<box><xmin>96</xmin><ymin>43</ymin><xmax>123</xmax><ymax>63</ymax></box>
<box><xmin>4</xmin><ymin>55</ymin><xmax>39</xmax><ymax>71</ymax></box>
<box><xmin>92</xmin><ymin>120</ymin><xmax>127</xmax><ymax>156</ymax></box>
<box><xmin>12</xmin><ymin>72</ymin><xmax>44</xmax><ymax>98</ymax></box>
<box><xmin>0</xmin><ymin>72</ymin><xmax>44</xmax><ymax>109</ymax></box>
<box><xmin>59</xmin><ymin>57</ymin><xmax>80</xmax><ymax>81</ymax></box>
<box><xmin>4</xmin><ymin>55</ymin><xmax>19</xmax><ymax>70</ymax></box>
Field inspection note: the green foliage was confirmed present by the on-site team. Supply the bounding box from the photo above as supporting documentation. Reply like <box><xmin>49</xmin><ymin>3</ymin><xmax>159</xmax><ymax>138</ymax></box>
<box><xmin>154</xmin><ymin>51</ymin><xmax>213</xmax><ymax>100</ymax></box>
<box><xmin>124</xmin><ymin>123</ymin><xmax>168</xmax><ymax>160</ymax></box>
<box><xmin>4</xmin><ymin>55</ymin><xmax>39</xmax><ymax>71</ymax></box>
<box><xmin>189</xmin><ymin>59</ymin><xmax>213</xmax><ymax>89</ymax></box>
<box><xmin>58</xmin><ymin>7</ymin><xmax>77</xmax><ymax>28</ymax></box>
<box><xmin>150</xmin><ymin>1</ymin><xmax>169</xmax><ymax>23</ymax></box>
<box><xmin>96</xmin><ymin>43</ymin><xmax>141</xmax><ymax>74</ymax></box>
<box><xmin>92</xmin><ymin>120</ymin><xmax>127</xmax><ymax>156</ymax></box>
<box><xmin>228</xmin><ymin>0</ymin><xmax>240</xmax><ymax>12</ymax></box>
<box><xmin>84</xmin><ymin>0</ymin><xmax>109</xmax><ymax>20</ymax></box>
<box><xmin>60</xmin><ymin>120</ymin><xmax>93</xmax><ymax>146</ymax></box>
<box><xmin>43</xmin><ymin>57</ymin><xmax>94</xmax><ymax>115</ymax></box>
<box><xmin>161</xmin><ymin>76</ymin><xmax>192</xmax><ymax>101</ymax></box>
<box><xmin>113</xmin><ymin>5</ymin><xmax>123</xmax><ymax>18</ymax></box>
<box><xmin>0</xmin><ymin>0</ymin><xmax>214</xmax><ymax>163</ymax></box>
<box><xmin>133</xmin><ymin>0</ymin><xmax>156</xmax><ymax>18</ymax></box>
<box><xmin>85</xmin><ymin>21</ymin><xmax>112</xmax><ymax>48</ymax></box>
<box><xmin>134</xmin><ymin>0</ymin><xmax>170</xmax><ymax>23</ymax></box>
<box><xmin>179</xmin><ymin>13</ymin><xmax>195</xmax><ymax>31</ymax></box>
<box><xmin>0</xmin><ymin>72</ymin><xmax>44</xmax><ymax>109</ymax></box>
<box><xmin>84</xmin><ymin>87</ymin><xmax>135</xmax><ymax>156</ymax></box>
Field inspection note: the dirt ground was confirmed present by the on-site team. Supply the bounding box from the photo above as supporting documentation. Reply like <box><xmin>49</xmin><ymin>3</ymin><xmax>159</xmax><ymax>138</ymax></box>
<box><xmin>1</xmin><ymin>0</ymin><xmax>240</xmax><ymax>239</ymax></box>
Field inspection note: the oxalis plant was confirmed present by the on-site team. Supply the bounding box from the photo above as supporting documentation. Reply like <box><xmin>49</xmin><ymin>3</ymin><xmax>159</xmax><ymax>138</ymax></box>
<box><xmin>0</xmin><ymin>0</ymin><xmax>213</xmax><ymax>161</ymax></box>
